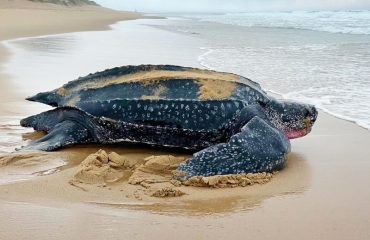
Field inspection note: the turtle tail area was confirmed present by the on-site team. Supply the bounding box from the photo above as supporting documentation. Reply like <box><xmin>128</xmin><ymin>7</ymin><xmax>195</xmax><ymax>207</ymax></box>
<box><xmin>177</xmin><ymin>116</ymin><xmax>291</xmax><ymax>179</ymax></box>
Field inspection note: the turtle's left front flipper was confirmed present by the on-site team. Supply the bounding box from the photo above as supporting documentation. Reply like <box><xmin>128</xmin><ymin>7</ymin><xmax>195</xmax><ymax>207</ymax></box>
<box><xmin>177</xmin><ymin>116</ymin><xmax>291</xmax><ymax>179</ymax></box>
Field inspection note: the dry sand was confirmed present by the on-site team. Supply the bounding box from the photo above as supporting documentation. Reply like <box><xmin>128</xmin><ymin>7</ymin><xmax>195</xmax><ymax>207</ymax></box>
<box><xmin>0</xmin><ymin>0</ymin><xmax>152</xmax><ymax>41</ymax></box>
<box><xmin>0</xmin><ymin>2</ymin><xmax>370</xmax><ymax>239</ymax></box>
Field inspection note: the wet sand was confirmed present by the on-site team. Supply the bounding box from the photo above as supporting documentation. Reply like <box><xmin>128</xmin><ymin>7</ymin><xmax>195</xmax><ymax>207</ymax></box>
<box><xmin>0</xmin><ymin>4</ymin><xmax>370</xmax><ymax>240</ymax></box>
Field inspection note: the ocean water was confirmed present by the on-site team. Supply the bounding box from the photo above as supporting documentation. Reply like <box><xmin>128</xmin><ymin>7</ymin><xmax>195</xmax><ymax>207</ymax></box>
<box><xmin>153</xmin><ymin>11</ymin><xmax>370</xmax><ymax>129</ymax></box>
<box><xmin>195</xmin><ymin>11</ymin><xmax>370</xmax><ymax>35</ymax></box>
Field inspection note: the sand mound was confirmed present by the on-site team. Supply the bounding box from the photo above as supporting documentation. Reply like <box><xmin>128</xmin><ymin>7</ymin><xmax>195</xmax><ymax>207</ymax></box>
<box><xmin>72</xmin><ymin>149</ymin><xmax>140</xmax><ymax>184</ymax></box>
<box><xmin>70</xmin><ymin>150</ymin><xmax>274</xmax><ymax>198</ymax></box>
<box><xmin>128</xmin><ymin>155</ymin><xmax>185</xmax><ymax>186</ymax></box>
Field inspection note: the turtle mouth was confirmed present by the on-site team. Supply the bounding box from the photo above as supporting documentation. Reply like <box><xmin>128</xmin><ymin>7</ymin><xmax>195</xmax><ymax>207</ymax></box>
<box><xmin>285</xmin><ymin>117</ymin><xmax>313</xmax><ymax>139</ymax></box>
<box><xmin>285</xmin><ymin>128</ymin><xmax>310</xmax><ymax>139</ymax></box>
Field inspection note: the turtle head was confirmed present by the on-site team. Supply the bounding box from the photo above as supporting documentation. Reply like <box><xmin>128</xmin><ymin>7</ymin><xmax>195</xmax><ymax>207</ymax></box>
<box><xmin>263</xmin><ymin>99</ymin><xmax>318</xmax><ymax>139</ymax></box>
<box><xmin>26</xmin><ymin>90</ymin><xmax>61</xmax><ymax>107</ymax></box>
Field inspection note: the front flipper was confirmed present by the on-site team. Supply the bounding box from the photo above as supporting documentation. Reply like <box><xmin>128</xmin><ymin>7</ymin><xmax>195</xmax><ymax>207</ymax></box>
<box><xmin>20</xmin><ymin>120</ymin><xmax>91</xmax><ymax>151</ymax></box>
<box><xmin>177</xmin><ymin>117</ymin><xmax>290</xmax><ymax>179</ymax></box>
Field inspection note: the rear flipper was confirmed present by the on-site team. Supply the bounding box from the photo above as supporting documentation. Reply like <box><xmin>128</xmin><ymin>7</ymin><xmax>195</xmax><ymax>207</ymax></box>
<box><xmin>20</xmin><ymin>120</ymin><xmax>91</xmax><ymax>151</ymax></box>
<box><xmin>19</xmin><ymin>107</ymin><xmax>95</xmax><ymax>151</ymax></box>
<box><xmin>177</xmin><ymin>116</ymin><xmax>291</xmax><ymax>179</ymax></box>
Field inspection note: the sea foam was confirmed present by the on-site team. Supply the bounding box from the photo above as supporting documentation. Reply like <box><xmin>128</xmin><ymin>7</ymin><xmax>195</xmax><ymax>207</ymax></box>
<box><xmin>194</xmin><ymin>11</ymin><xmax>370</xmax><ymax>35</ymax></box>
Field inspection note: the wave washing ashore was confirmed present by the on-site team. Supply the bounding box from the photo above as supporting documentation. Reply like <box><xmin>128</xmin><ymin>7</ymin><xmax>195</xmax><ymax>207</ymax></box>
<box><xmin>196</xmin><ymin>11</ymin><xmax>370</xmax><ymax>35</ymax></box>
<box><xmin>154</xmin><ymin>11</ymin><xmax>370</xmax><ymax>130</ymax></box>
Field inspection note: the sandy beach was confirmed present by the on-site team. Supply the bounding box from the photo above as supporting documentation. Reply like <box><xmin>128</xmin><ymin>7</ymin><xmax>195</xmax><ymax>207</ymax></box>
<box><xmin>0</xmin><ymin>2</ymin><xmax>370</xmax><ymax>240</ymax></box>
<box><xmin>0</xmin><ymin>0</ymin><xmax>151</xmax><ymax>41</ymax></box>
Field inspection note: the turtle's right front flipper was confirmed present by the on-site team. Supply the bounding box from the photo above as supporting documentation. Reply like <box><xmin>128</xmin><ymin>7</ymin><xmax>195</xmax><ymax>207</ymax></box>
<box><xmin>20</xmin><ymin>107</ymin><xmax>96</xmax><ymax>151</ymax></box>
<box><xmin>177</xmin><ymin>116</ymin><xmax>291</xmax><ymax>179</ymax></box>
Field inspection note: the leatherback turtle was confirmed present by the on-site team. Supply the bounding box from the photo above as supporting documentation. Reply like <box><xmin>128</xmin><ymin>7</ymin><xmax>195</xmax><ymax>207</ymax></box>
<box><xmin>20</xmin><ymin>65</ymin><xmax>317</xmax><ymax>178</ymax></box>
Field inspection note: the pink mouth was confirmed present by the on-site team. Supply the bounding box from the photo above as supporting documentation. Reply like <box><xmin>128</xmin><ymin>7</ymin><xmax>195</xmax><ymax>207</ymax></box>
<box><xmin>285</xmin><ymin>128</ymin><xmax>310</xmax><ymax>139</ymax></box>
